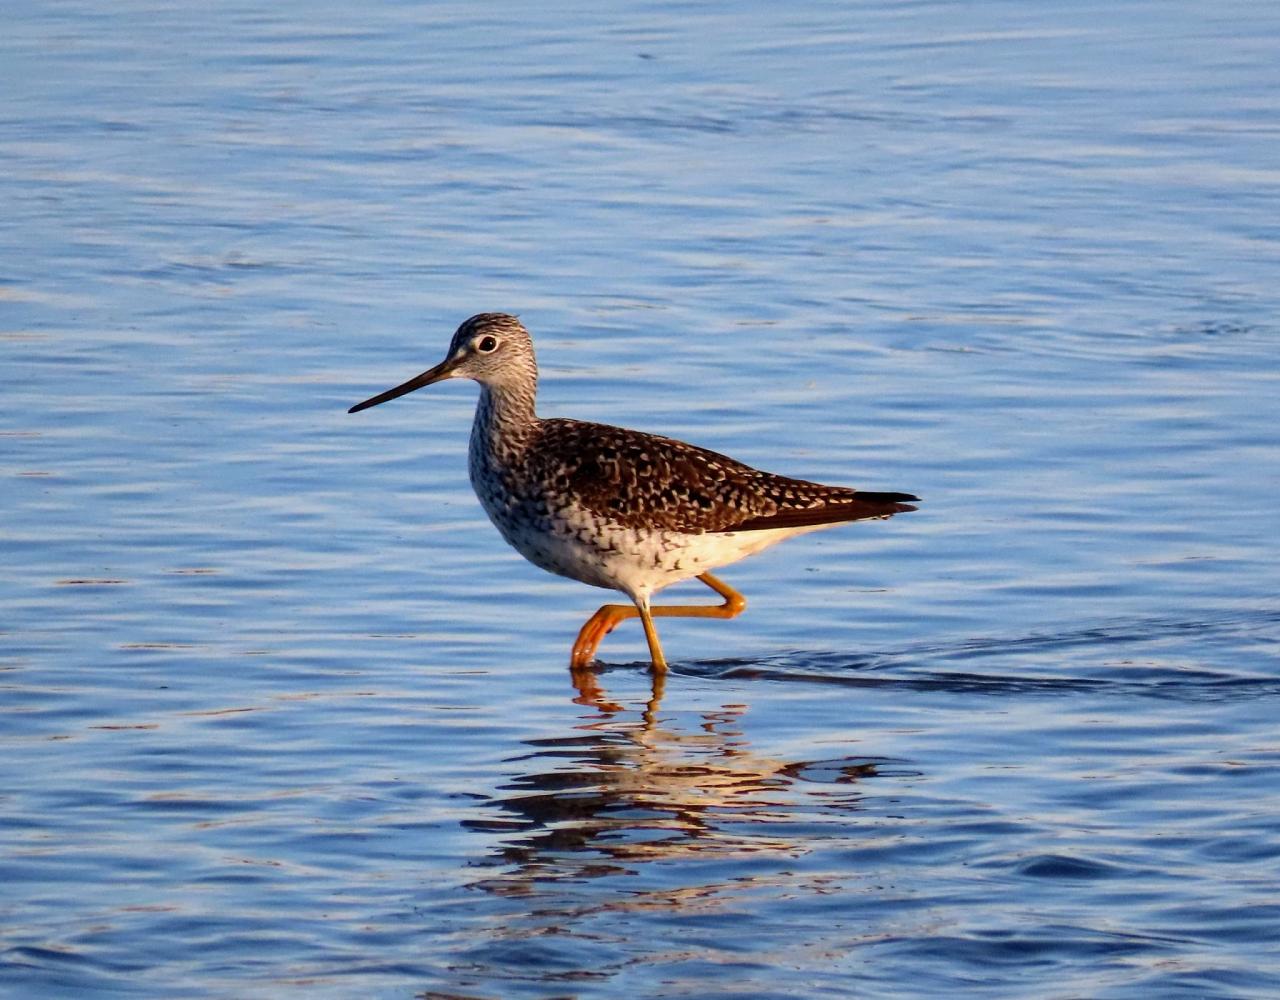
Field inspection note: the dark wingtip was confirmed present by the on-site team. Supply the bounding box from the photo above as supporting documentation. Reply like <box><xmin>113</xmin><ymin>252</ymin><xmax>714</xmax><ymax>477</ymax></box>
<box><xmin>859</xmin><ymin>490</ymin><xmax>921</xmax><ymax>505</ymax></box>
<box><xmin>728</xmin><ymin>489</ymin><xmax>921</xmax><ymax>531</ymax></box>
<box><xmin>875</xmin><ymin>491</ymin><xmax>919</xmax><ymax>515</ymax></box>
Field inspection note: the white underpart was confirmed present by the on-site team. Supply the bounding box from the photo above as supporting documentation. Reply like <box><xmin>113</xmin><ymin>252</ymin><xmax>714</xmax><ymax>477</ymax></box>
<box><xmin>485</xmin><ymin>499</ymin><xmax>831</xmax><ymax>604</ymax></box>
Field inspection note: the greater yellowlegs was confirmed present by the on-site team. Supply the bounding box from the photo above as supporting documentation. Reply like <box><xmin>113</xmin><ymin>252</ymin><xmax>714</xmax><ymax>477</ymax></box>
<box><xmin>349</xmin><ymin>313</ymin><xmax>918</xmax><ymax>674</ymax></box>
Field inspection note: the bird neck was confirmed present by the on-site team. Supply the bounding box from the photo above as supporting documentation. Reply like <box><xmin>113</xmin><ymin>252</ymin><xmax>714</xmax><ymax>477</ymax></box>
<box><xmin>473</xmin><ymin>379</ymin><xmax>538</xmax><ymax>453</ymax></box>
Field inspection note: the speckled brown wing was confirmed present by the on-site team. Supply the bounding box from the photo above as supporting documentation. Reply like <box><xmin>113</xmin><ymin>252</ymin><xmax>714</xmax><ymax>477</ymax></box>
<box><xmin>532</xmin><ymin>418</ymin><xmax>918</xmax><ymax>534</ymax></box>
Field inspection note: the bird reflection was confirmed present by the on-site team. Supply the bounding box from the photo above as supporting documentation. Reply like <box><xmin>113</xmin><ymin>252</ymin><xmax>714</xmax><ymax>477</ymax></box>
<box><xmin>464</xmin><ymin>698</ymin><xmax>895</xmax><ymax>885</ymax></box>
<box><xmin>445</xmin><ymin>695</ymin><xmax>916</xmax><ymax>991</ymax></box>
<box><xmin>570</xmin><ymin>661</ymin><xmax>665</xmax><ymax>719</ymax></box>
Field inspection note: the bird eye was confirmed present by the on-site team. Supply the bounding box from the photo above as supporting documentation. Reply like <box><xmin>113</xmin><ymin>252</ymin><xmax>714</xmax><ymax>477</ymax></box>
<box><xmin>476</xmin><ymin>336</ymin><xmax>499</xmax><ymax>353</ymax></box>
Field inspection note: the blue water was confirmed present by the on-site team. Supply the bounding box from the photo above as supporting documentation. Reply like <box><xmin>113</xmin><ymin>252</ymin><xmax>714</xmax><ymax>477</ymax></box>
<box><xmin>3</xmin><ymin>1</ymin><xmax>1279</xmax><ymax>997</ymax></box>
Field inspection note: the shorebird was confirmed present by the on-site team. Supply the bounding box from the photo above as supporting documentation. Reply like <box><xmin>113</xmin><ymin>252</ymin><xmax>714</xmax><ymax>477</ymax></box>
<box><xmin>349</xmin><ymin>313</ymin><xmax>918</xmax><ymax>675</ymax></box>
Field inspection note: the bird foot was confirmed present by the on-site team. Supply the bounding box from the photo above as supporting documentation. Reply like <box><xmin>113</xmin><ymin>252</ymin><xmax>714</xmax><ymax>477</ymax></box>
<box><xmin>569</xmin><ymin>604</ymin><xmax>637</xmax><ymax>669</ymax></box>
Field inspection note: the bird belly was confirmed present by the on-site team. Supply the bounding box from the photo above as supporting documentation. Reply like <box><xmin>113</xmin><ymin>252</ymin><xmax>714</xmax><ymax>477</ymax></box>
<box><xmin>480</xmin><ymin>493</ymin><xmax>829</xmax><ymax>600</ymax></box>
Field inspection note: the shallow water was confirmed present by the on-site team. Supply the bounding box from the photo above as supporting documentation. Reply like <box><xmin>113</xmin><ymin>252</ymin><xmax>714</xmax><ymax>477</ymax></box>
<box><xmin>3</xmin><ymin>1</ymin><xmax>1280</xmax><ymax>997</ymax></box>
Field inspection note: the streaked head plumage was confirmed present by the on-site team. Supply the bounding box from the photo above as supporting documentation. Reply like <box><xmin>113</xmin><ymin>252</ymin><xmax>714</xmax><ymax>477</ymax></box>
<box><xmin>348</xmin><ymin>312</ymin><xmax>537</xmax><ymax>414</ymax></box>
<box><xmin>443</xmin><ymin>313</ymin><xmax>536</xmax><ymax>387</ymax></box>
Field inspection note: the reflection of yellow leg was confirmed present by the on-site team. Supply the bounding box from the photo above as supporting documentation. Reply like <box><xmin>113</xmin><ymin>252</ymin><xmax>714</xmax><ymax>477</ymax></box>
<box><xmin>568</xmin><ymin>572</ymin><xmax>748</xmax><ymax>670</ymax></box>
<box><xmin>569</xmin><ymin>657</ymin><xmax>666</xmax><ymax>721</ymax></box>
<box><xmin>569</xmin><ymin>664</ymin><xmax>624</xmax><ymax>714</ymax></box>
<box><xmin>643</xmin><ymin>666</ymin><xmax>666</xmax><ymax>727</ymax></box>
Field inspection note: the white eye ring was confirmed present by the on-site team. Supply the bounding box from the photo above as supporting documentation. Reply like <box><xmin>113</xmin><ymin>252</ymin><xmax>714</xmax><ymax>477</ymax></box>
<box><xmin>475</xmin><ymin>335</ymin><xmax>500</xmax><ymax>353</ymax></box>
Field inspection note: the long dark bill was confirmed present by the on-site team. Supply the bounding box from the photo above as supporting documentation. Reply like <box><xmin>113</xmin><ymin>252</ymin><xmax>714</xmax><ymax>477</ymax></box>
<box><xmin>348</xmin><ymin>357</ymin><xmax>459</xmax><ymax>414</ymax></box>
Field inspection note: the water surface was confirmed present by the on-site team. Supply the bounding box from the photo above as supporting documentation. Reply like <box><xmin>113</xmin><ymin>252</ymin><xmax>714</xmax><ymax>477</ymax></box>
<box><xmin>3</xmin><ymin>1</ymin><xmax>1279</xmax><ymax>997</ymax></box>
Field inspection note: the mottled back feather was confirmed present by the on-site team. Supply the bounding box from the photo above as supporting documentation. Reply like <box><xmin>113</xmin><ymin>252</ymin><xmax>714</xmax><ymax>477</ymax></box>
<box><xmin>529</xmin><ymin>418</ymin><xmax>917</xmax><ymax>534</ymax></box>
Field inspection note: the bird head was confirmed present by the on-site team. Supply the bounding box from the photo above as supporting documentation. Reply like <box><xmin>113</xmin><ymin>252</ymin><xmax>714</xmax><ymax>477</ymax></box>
<box><xmin>349</xmin><ymin>313</ymin><xmax>536</xmax><ymax>413</ymax></box>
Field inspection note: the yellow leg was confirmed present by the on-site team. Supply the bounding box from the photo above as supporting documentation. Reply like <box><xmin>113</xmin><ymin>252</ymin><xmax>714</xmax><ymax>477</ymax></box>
<box><xmin>568</xmin><ymin>572</ymin><xmax>747</xmax><ymax>670</ymax></box>
<box><xmin>570</xmin><ymin>604</ymin><xmax>636</xmax><ymax>669</ymax></box>
<box><xmin>637</xmin><ymin>601</ymin><xmax>668</xmax><ymax>672</ymax></box>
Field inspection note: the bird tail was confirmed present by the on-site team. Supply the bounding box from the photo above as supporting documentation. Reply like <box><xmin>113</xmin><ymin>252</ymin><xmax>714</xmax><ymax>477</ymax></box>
<box><xmin>853</xmin><ymin>490</ymin><xmax>919</xmax><ymax>513</ymax></box>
